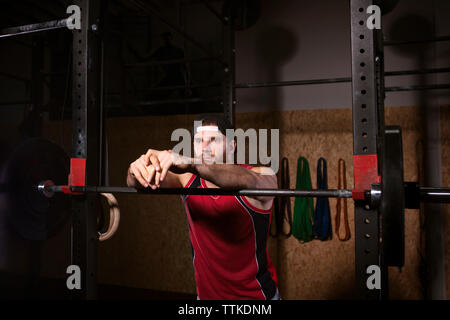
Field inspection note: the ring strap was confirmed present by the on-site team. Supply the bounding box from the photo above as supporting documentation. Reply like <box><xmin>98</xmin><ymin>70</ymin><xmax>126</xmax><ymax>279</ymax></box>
<box><xmin>98</xmin><ymin>193</ymin><xmax>120</xmax><ymax>241</ymax></box>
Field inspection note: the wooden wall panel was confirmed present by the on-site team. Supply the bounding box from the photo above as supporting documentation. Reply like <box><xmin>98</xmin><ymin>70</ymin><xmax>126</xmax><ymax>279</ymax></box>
<box><xmin>37</xmin><ymin>105</ymin><xmax>449</xmax><ymax>299</ymax></box>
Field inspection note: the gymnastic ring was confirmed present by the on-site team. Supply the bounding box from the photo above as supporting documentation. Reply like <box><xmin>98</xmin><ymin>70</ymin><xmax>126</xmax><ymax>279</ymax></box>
<box><xmin>98</xmin><ymin>193</ymin><xmax>120</xmax><ymax>241</ymax></box>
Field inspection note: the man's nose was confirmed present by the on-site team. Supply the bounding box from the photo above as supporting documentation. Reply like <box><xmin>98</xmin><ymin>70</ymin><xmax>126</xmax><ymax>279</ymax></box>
<box><xmin>202</xmin><ymin>139</ymin><xmax>211</xmax><ymax>149</ymax></box>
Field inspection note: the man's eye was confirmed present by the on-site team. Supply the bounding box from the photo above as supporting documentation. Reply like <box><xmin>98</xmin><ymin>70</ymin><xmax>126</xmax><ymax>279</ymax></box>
<box><xmin>210</xmin><ymin>137</ymin><xmax>215</xmax><ymax>142</ymax></box>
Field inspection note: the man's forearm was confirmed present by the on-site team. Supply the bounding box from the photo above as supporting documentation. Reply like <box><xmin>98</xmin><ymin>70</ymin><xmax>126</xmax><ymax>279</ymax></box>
<box><xmin>192</xmin><ymin>163</ymin><xmax>257</xmax><ymax>189</ymax></box>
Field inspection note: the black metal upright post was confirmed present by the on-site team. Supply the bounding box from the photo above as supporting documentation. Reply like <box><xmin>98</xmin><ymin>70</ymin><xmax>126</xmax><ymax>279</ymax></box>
<box><xmin>350</xmin><ymin>0</ymin><xmax>387</xmax><ymax>300</ymax></box>
<box><xmin>71</xmin><ymin>0</ymin><xmax>101</xmax><ymax>299</ymax></box>
<box><xmin>222</xmin><ymin>13</ymin><xmax>235</xmax><ymax>125</ymax></box>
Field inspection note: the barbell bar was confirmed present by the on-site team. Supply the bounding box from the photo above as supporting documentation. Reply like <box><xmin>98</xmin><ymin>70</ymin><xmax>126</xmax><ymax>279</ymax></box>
<box><xmin>1</xmin><ymin>138</ymin><xmax>449</xmax><ymax>243</ymax></box>
<box><xmin>419</xmin><ymin>187</ymin><xmax>450</xmax><ymax>203</ymax></box>
<box><xmin>35</xmin><ymin>180</ymin><xmax>450</xmax><ymax>204</ymax></box>
<box><xmin>37</xmin><ymin>181</ymin><xmax>354</xmax><ymax>198</ymax></box>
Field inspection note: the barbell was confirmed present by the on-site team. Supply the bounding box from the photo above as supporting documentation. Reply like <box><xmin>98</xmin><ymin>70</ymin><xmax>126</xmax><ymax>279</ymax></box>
<box><xmin>0</xmin><ymin>137</ymin><xmax>449</xmax><ymax>243</ymax></box>
<box><xmin>36</xmin><ymin>180</ymin><xmax>448</xmax><ymax>202</ymax></box>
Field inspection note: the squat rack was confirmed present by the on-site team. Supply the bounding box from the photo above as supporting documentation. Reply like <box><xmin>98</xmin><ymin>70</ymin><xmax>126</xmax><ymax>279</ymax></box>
<box><xmin>1</xmin><ymin>0</ymin><xmax>449</xmax><ymax>300</ymax></box>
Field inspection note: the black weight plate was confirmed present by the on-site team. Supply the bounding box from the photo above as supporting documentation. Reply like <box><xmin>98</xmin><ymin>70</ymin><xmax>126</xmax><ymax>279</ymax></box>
<box><xmin>381</xmin><ymin>126</ymin><xmax>405</xmax><ymax>267</ymax></box>
<box><xmin>0</xmin><ymin>138</ymin><xmax>70</xmax><ymax>241</ymax></box>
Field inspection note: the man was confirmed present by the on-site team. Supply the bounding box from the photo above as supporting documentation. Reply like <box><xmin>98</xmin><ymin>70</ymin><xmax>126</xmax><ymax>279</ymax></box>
<box><xmin>126</xmin><ymin>114</ymin><xmax>279</xmax><ymax>300</ymax></box>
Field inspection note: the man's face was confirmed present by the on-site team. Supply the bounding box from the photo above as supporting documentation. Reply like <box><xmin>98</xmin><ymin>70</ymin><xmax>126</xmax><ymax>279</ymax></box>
<box><xmin>193</xmin><ymin>126</ymin><xmax>228</xmax><ymax>164</ymax></box>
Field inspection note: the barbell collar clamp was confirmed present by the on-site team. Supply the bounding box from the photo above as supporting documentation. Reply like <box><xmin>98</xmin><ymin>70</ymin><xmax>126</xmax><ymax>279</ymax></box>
<box><xmin>37</xmin><ymin>180</ymin><xmax>55</xmax><ymax>198</ymax></box>
<box><xmin>370</xmin><ymin>184</ymin><xmax>382</xmax><ymax>208</ymax></box>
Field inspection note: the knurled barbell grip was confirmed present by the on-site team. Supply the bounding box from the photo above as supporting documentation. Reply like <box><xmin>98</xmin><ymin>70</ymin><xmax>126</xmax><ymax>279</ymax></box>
<box><xmin>419</xmin><ymin>187</ymin><xmax>450</xmax><ymax>203</ymax></box>
<box><xmin>39</xmin><ymin>182</ymin><xmax>354</xmax><ymax>198</ymax></box>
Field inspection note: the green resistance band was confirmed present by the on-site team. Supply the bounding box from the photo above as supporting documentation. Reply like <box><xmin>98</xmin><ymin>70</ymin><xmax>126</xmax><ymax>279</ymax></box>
<box><xmin>292</xmin><ymin>157</ymin><xmax>314</xmax><ymax>243</ymax></box>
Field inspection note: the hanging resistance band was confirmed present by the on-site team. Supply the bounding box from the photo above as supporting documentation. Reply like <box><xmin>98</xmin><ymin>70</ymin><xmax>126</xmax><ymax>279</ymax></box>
<box><xmin>335</xmin><ymin>158</ymin><xmax>351</xmax><ymax>241</ymax></box>
<box><xmin>313</xmin><ymin>157</ymin><xmax>332</xmax><ymax>241</ymax></box>
<box><xmin>270</xmin><ymin>157</ymin><xmax>293</xmax><ymax>238</ymax></box>
<box><xmin>270</xmin><ymin>196</ymin><xmax>280</xmax><ymax>237</ymax></box>
<box><xmin>280</xmin><ymin>157</ymin><xmax>292</xmax><ymax>237</ymax></box>
<box><xmin>292</xmin><ymin>157</ymin><xmax>314</xmax><ymax>242</ymax></box>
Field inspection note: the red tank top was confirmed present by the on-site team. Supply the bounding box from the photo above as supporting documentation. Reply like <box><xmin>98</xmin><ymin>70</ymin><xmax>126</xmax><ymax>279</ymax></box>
<box><xmin>181</xmin><ymin>164</ymin><xmax>278</xmax><ymax>300</ymax></box>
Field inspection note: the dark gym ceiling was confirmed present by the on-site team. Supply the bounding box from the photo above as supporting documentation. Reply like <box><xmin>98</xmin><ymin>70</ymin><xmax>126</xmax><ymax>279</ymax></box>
<box><xmin>0</xmin><ymin>0</ymin><xmax>226</xmax><ymax>118</ymax></box>
<box><xmin>0</xmin><ymin>0</ymin><xmax>220</xmax><ymax>27</ymax></box>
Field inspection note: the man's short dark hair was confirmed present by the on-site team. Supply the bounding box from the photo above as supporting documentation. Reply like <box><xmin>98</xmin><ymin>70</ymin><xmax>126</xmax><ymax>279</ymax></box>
<box><xmin>193</xmin><ymin>113</ymin><xmax>234</xmax><ymax>137</ymax></box>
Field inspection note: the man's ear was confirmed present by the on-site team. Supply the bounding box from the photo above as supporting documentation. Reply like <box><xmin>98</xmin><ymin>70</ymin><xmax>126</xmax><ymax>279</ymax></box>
<box><xmin>226</xmin><ymin>139</ymin><xmax>236</xmax><ymax>163</ymax></box>
<box><xmin>229</xmin><ymin>139</ymin><xmax>236</xmax><ymax>154</ymax></box>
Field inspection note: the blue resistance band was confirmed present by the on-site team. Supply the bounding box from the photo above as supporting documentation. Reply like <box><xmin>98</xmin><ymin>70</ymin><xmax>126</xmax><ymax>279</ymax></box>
<box><xmin>313</xmin><ymin>157</ymin><xmax>332</xmax><ymax>241</ymax></box>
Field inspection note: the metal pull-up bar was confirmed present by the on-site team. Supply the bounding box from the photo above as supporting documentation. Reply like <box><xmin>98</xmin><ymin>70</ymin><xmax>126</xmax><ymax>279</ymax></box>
<box><xmin>0</xmin><ymin>19</ymin><xmax>68</xmax><ymax>38</ymax></box>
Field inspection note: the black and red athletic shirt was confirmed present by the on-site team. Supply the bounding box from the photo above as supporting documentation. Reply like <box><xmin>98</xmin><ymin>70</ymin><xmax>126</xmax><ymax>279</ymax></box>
<box><xmin>181</xmin><ymin>164</ymin><xmax>279</xmax><ymax>300</ymax></box>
